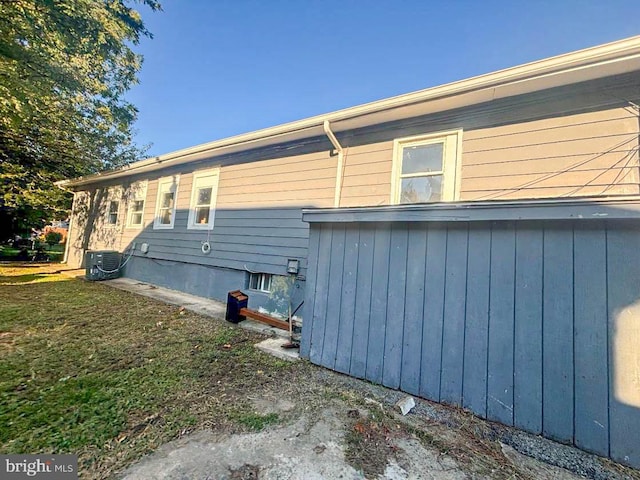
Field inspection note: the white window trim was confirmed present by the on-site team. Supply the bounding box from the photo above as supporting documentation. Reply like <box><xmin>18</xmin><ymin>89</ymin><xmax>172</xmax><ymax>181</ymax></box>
<box><xmin>390</xmin><ymin>129</ymin><xmax>463</xmax><ymax>204</ymax></box>
<box><xmin>153</xmin><ymin>175</ymin><xmax>180</xmax><ymax>230</ymax></box>
<box><xmin>126</xmin><ymin>181</ymin><xmax>148</xmax><ymax>229</ymax></box>
<box><xmin>104</xmin><ymin>187</ymin><xmax>123</xmax><ymax>228</ymax></box>
<box><xmin>187</xmin><ymin>168</ymin><xmax>220</xmax><ymax>230</ymax></box>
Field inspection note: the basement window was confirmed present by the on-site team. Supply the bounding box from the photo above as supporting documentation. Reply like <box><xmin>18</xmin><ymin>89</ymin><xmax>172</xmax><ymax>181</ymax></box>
<box><xmin>249</xmin><ymin>273</ymin><xmax>272</xmax><ymax>293</ymax></box>
<box><xmin>391</xmin><ymin>130</ymin><xmax>462</xmax><ymax>204</ymax></box>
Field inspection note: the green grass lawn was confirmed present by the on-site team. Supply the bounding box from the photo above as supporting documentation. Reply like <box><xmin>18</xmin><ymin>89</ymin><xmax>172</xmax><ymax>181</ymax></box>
<box><xmin>0</xmin><ymin>244</ymin><xmax>64</xmax><ymax>261</ymax></box>
<box><xmin>0</xmin><ymin>265</ymin><xmax>298</xmax><ymax>478</ymax></box>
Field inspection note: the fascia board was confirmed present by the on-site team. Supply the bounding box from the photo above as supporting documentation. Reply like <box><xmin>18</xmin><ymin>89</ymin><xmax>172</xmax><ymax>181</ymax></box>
<box><xmin>59</xmin><ymin>36</ymin><xmax>640</xmax><ymax>189</ymax></box>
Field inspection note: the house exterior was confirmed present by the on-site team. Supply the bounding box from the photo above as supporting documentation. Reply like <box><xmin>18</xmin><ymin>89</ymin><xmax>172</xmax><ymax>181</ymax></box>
<box><xmin>61</xmin><ymin>37</ymin><xmax>640</xmax><ymax>466</ymax></box>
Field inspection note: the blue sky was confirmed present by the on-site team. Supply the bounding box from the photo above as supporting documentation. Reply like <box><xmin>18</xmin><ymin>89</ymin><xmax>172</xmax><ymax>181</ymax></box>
<box><xmin>127</xmin><ymin>0</ymin><xmax>640</xmax><ymax>157</ymax></box>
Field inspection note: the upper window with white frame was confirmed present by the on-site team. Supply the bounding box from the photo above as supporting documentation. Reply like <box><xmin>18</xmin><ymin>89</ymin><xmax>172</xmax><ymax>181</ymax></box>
<box><xmin>391</xmin><ymin>130</ymin><xmax>462</xmax><ymax>204</ymax></box>
<box><xmin>188</xmin><ymin>169</ymin><xmax>220</xmax><ymax>230</ymax></box>
<box><xmin>104</xmin><ymin>187</ymin><xmax>122</xmax><ymax>227</ymax></box>
<box><xmin>153</xmin><ymin>176</ymin><xmax>179</xmax><ymax>229</ymax></box>
<box><xmin>107</xmin><ymin>200</ymin><xmax>120</xmax><ymax>225</ymax></box>
<box><xmin>126</xmin><ymin>181</ymin><xmax>147</xmax><ymax>228</ymax></box>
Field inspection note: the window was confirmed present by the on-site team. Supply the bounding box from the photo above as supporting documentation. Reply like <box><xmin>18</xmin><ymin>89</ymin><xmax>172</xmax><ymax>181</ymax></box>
<box><xmin>249</xmin><ymin>273</ymin><xmax>272</xmax><ymax>293</ymax></box>
<box><xmin>391</xmin><ymin>130</ymin><xmax>462</xmax><ymax>204</ymax></box>
<box><xmin>130</xmin><ymin>200</ymin><xmax>145</xmax><ymax>226</ymax></box>
<box><xmin>104</xmin><ymin>186</ymin><xmax>123</xmax><ymax>227</ymax></box>
<box><xmin>153</xmin><ymin>176</ymin><xmax>179</xmax><ymax>229</ymax></box>
<box><xmin>126</xmin><ymin>181</ymin><xmax>147</xmax><ymax>228</ymax></box>
<box><xmin>188</xmin><ymin>169</ymin><xmax>220</xmax><ymax>230</ymax></box>
<box><xmin>107</xmin><ymin>201</ymin><xmax>119</xmax><ymax>225</ymax></box>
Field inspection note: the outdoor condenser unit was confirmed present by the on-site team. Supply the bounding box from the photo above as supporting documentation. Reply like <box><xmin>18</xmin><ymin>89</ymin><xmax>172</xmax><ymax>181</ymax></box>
<box><xmin>85</xmin><ymin>250</ymin><xmax>122</xmax><ymax>281</ymax></box>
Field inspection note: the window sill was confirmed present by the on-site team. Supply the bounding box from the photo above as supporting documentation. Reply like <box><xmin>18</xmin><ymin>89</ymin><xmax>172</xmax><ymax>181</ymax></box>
<box><xmin>187</xmin><ymin>224</ymin><xmax>214</xmax><ymax>230</ymax></box>
<box><xmin>248</xmin><ymin>288</ymin><xmax>272</xmax><ymax>295</ymax></box>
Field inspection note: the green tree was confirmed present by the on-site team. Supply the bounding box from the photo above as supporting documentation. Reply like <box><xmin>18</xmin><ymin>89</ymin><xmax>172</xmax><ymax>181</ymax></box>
<box><xmin>0</xmin><ymin>0</ymin><xmax>160</xmax><ymax>234</ymax></box>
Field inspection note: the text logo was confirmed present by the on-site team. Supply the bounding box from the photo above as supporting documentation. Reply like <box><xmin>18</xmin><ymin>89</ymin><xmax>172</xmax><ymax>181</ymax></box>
<box><xmin>1</xmin><ymin>455</ymin><xmax>77</xmax><ymax>479</ymax></box>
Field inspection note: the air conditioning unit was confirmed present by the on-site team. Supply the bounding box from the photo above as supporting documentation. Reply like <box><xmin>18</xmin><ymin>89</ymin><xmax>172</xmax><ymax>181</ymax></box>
<box><xmin>85</xmin><ymin>250</ymin><xmax>122</xmax><ymax>281</ymax></box>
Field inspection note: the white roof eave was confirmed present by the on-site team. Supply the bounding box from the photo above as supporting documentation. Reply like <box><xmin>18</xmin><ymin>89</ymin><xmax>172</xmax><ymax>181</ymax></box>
<box><xmin>59</xmin><ymin>35</ymin><xmax>640</xmax><ymax>189</ymax></box>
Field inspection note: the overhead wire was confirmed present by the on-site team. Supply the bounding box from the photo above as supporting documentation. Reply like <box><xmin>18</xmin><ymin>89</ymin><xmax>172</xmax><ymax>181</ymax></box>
<box><xmin>474</xmin><ymin>135</ymin><xmax>638</xmax><ymax>200</ymax></box>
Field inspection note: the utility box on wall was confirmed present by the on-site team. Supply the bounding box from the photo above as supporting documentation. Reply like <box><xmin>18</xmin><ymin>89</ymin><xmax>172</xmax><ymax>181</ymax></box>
<box><xmin>85</xmin><ymin>250</ymin><xmax>121</xmax><ymax>281</ymax></box>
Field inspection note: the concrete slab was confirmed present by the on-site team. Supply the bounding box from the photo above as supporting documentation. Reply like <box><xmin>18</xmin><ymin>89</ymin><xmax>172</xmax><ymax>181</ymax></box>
<box><xmin>103</xmin><ymin>277</ymin><xmax>288</xmax><ymax>338</ymax></box>
<box><xmin>121</xmin><ymin>408</ymin><xmax>364</xmax><ymax>480</ymax></box>
<box><xmin>255</xmin><ymin>337</ymin><xmax>300</xmax><ymax>362</ymax></box>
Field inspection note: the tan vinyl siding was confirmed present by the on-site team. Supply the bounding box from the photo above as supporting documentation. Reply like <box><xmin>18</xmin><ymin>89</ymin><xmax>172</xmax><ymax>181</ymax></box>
<box><xmin>339</xmin><ymin>141</ymin><xmax>393</xmax><ymax>207</ymax></box>
<box><xmin>460</xmin><ymin>107</ymin><xmax>640</xmax><ymax>200</ymax></box>
<box><xmin>217</xmin><ymin>150</ymin><xmax>336</xmax><ymax>208</ymax></box>
<box><xmin>337</xmin><ymin>107</ymin><xmax>640</xmax><ymax>206</ymax></box>
<box><xmin>66</xmin><ymin>104</ymin><xmax>640</xmax><ymax>270</ymax></box>
<box><xmin>67</xmin><ymin>188</ymin><xmax>125</xmax><ymax>267</ymax></box>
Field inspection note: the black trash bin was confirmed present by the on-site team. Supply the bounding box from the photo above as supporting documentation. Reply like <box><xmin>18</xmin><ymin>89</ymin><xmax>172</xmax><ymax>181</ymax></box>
<box><xmin>226</xmin><ymin>290</ymin><xmax>248</xmax><ymax>323</ymax></box>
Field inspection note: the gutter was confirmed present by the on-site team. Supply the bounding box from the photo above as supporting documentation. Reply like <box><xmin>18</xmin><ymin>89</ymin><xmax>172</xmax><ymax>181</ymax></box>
<box><xmin>323</xmin><ymin>120</ymin><xmax>344</xmax><ymax>208</ymax></box>
<box><xmin>58</xmin><ymin>35</ymin><xmax>640</xmax><ymax>189</ymax></box>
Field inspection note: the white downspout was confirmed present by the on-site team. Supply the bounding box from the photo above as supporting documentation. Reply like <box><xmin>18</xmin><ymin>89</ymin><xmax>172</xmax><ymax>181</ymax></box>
<box><xmin>323</xmin><ymin>120</ymin><xmax>344</xmax><ymax>208</ymax></box>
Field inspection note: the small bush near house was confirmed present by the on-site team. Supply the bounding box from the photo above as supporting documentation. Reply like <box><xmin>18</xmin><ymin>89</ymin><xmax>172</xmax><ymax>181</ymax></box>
<box><xmin>44</xmin><ymin>231</ymin><xmax>63</xmax><ymax>249</ymax></box>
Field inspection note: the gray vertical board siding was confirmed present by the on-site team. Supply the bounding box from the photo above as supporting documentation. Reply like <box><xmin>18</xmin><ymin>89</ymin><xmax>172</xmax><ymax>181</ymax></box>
<box><xmin>542</xmin><ymin>226</ymin><xmax>575</xmax><ymax>443</ymax></box>
<box><xmin>400</xmin><ymin>224</ymin><xmax>428</xmax><ymax>396</ymax></box>
<box><xmin>300</xmin><ymin>214</ymin><xmax>640</xmax><ymax>469</ymax></box>
<box><xmin>420</xmin><ymin>226</ymin><xmax>448</xmax><ymax>401</ymax></box>
<box><xmin>382</xmin><ymin>225</ymin><xmax>409</xmax><ymax>389</ymax></box>
<box><xmin>487</xmin><ymin>222</ymin><xmax>516</xmax><ymax>424</ymax></box>
<box><xmin>334</xmin><ymin>228</ymin><xmax>360</xmax><ymax>374</ymax></box>
<box><xmin>462</xmin><ymin>224</ymin><xmax>491</xmax><ymax>417</ymax></box>
<box><xmin>320</xmin><ymin>224</ymin><xmax>346</xmax><ymax>369</ymax></box>
<box><xmin>308</xmin><ymin>224</ymin><xmax>333</xmax><ymax>364</ymax></box>
<box><xmin>440</xmin><ymin>225</ymin><xmax>469</xmax><ymax>407</ymax></box>
<box><xmin>513</xmin><ymin>225</ymin><xmax>543</xmax><ymax>434</ymax></box>
<box><xmin>366</xmin><ymin>225</ymin><xmax>392</xmax><ymax>384</ymax></box>
<box><xmin>300</xmin><ymin>223</ymin><xmax>321</xmax><ymax>358</ymax></box>
<box><xmin>606</xmin><ymin>224</ymin><xmax>640</xmax><ymax>467</ymax></box>
<box><xmin>350</xmin><ymin>226</ymin><xmax>375</xmax><ymax>378</ymax></box>
<box><xmin>573</xmin><ymin>224</ymin><xmax>609</xmax><ymax>456</ymax></box>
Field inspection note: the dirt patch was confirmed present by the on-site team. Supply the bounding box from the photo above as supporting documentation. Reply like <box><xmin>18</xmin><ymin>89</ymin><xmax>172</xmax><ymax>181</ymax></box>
<box><xmin>229</xmin><ymin>464</ymin><xmax>260</xmax><ymax>479</ymax></box>
<box><xmin>344</xmin><ymin>413</ymin><xmax>398</xmax><ymax>478</ymax></box>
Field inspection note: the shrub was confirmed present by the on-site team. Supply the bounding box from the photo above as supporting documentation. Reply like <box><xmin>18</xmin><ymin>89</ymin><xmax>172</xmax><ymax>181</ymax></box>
<box><xmin>45</xmin><ymin>231</ymin><xmax>63</xmax><ymax>248</ymax></box>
